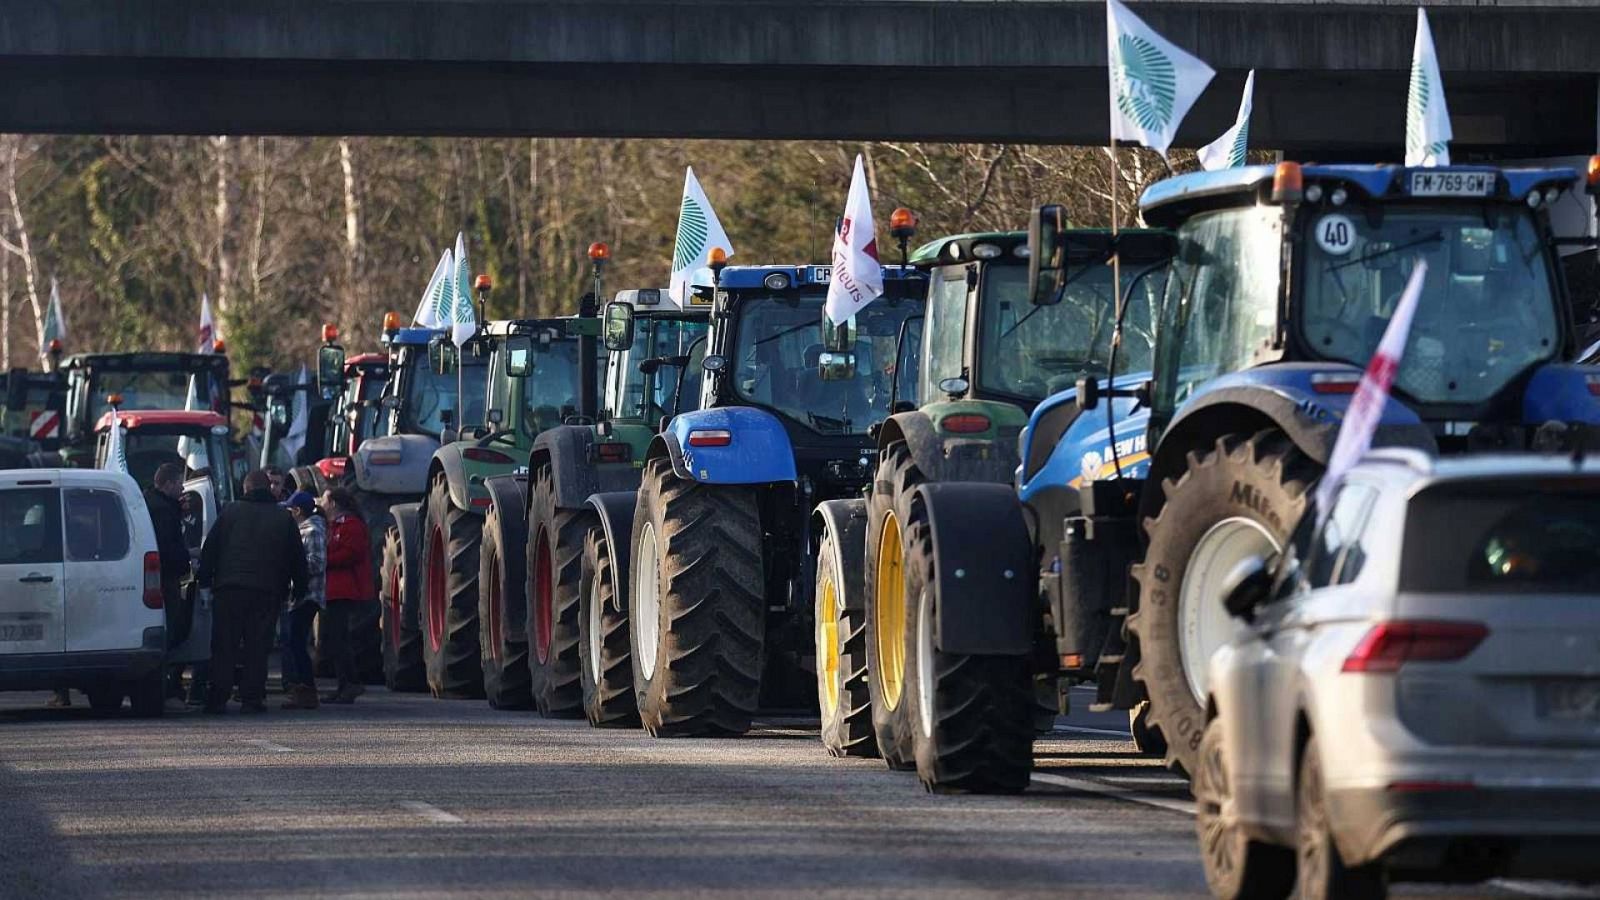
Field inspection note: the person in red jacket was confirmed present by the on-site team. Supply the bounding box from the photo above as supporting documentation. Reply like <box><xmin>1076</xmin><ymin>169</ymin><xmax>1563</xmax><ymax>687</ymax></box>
<box><xmin>319</xmin><ymin>487</ymin><xmax>373</xmax><ymax>704</ymax></box>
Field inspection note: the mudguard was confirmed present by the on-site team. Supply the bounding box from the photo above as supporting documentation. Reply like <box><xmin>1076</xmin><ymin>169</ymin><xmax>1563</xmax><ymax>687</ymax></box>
<box><xmin>878</xmin><ymin>403</ymin><xmax>1023</xmax><ymax>486</ymax></box>
<box><xmin>483</xmin><ymin>473</ymin><xmax>529</xmax><ymax>524</ymax></box>
<box><xmin>352</xmin><ymin>433</ymin><xmax>438</xmax><ymax>495</ymax></box>
<box><xmin>388</xmin><ymin>502</ymin><xmax>422</xmax><ymax>548</ymax></box>
<box><xmin>585</xmin><ymin>490</ymin><xmax>637</xmax><ymax>614</ymax></box>
<box><xmin>652</xmin><ymin>406</ymin><xmax>797</xmax><ymax>485</ymax></box>
<box><xmin>430</xmin><ymin>445</ymin><xmax>474</xmax><ymax>512</ymax></box>
<box><xmin>915</xmin><ymin>482</ymin><xmax>1037</xmax><ymax>656</ymax></box>
<box><xmin>531</xmin><ymin>424</ymin><xmax>644</xmax><ymax>510</ymax></box>
<box><xmin>812</xmin><ymin>498</ymin><xmax>867</xmax><ymax>612</ymax></box>
<box><xmin>1523</xmin><ymin>364</ymin><xmax>1600</xmax><ymax>425</ymax></box>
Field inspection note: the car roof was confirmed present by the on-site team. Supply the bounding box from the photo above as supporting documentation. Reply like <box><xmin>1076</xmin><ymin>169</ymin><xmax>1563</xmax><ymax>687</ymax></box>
<box><xmin>0</xmin><ymin>468</ymin><xmax>140</xmax><ymax>490</ymax></box>
<box><xmin>95</xmin><ymin>409</ymin><xmax>228</xmax><ymax>431</ymax></box>
<box><xmin>1354</xmin><ymin>449</ymin><xmax>1600</xmax><ymax>491</ymax></box>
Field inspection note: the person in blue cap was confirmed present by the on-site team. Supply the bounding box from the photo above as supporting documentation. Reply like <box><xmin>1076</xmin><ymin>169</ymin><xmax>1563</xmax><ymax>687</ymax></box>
<box><xmin>279</xmin><ymin>490</ymin><xmax>326</xmax><ymax>710</ymax></box>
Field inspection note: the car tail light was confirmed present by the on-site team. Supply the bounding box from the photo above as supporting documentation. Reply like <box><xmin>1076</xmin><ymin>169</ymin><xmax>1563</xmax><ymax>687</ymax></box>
<box><xmin>939</xmin><ymin>413</ymin><xmax>992</xmax><ymax>434</ymax></box>
<box><xmin>1586</xmin><ymin>374</ymin><xmax>1600</xmax><ymax>397</ymax></box>
<box><xmin>1341</xmin><ymin>620</ymin><xmax>1488</xmax><ymax>673</ymax></box>
<box><xmin>462</xmin><ymin>447</ymin><xmax>513</xmax><ymax>464</ymax></box>
<box><xmin>687</xmin><ymin>429</ymin><xmax>731</xmax><ymax>447</ymax></box>
<box><xmin>1311</xmin><ymin>372</ymin><xmax>1361</xmax><ymax>394</ymax></box>
<box><xmin>368</xmin><ymin>448</ymin><xmax>403</xmax><ymax>466</ymax></box>
<box><xmin>595</xmin><ymin>442</ymin><xmax>632</xmax><ymax>463</ymax></box>
<box><xmin>143</xmin><ymin>552</ymin><xmax>163</xmax><ymax>609</ymax></box>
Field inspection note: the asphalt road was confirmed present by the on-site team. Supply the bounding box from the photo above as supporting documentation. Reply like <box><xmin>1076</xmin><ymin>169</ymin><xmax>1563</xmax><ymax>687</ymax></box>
<box><xmin>0</xmin><ymin>683</ymin><xmax>1591</xmax><ymax>899</ymax></box>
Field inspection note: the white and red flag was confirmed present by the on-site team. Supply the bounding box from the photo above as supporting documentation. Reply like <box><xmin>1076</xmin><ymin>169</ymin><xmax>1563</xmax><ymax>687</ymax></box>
<box><xmin>1313</xmin><ymin>260</ymin><xmax>1428</xmax><ymax>520</ymax></box>
<box><xmin>197</xmin><ymin>293</ymin><xmax>218</xmax><ymax>353</ymax></box>
<box><xmin>824</xmin><ymin>155</ymin><xmax>884</xmax><ymax>326</ymax></box>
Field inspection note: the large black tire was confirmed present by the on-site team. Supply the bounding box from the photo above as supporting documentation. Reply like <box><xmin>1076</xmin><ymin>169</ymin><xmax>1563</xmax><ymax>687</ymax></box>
<box><xmin>864</xmin><ymin>442</ymin><xmax>921</xmax><ymax>769</ymax></box>
<box><xmin>902</xmin><ymin>495</ymin><xmax>1034</xmax><ymax>794</ymax></box>
<box><xmin>480</xmin><ymin>495</ymin><xmax>533</xmax><ymax>710</ymax></box>
<box><xmin>578</xmin><ymin>523</ymin><xmax>639</xmax><ymax>728</ymax></box>
<box><xmin>420</xmin><ymin>475</ymin><xmax>485</xmax><ymax>699</ymax></box>
<box><xmin>1129</xmin><ymin>700</ymin><xmax>1168</xmax><ymax>757</ymax></box>
<box><xmin>526</xmin><ymin>468</ymin><xmax>587</xmax><ymax>719</ymax></box>
<box><xmin>1296</xmin><ymin>737</ymin><xmax>1387</xmax><ymax>900</ymax></box>
<box><xmin>1129</xmin><ymin>430</ymin><xmax>1314</xmax><ymax>777</ymax></box>
<box><xmin>1194</xmin><ymin>717</ymin><xmax>1296</xmax><ymax>900</ymax></box>
<box><xmin>628</xmin><ymin>457</ymin><xmax>764</xmax><ymax>737</ymax></box>
<box><xmin>380</xmin><ymin>520</ymin><xmax>427</xmax><ymax>692</ymax></box>
<box><xmin>815</xmin><ymin>520</ymin><xmax>876</xmax><ymax>758</ymax></box>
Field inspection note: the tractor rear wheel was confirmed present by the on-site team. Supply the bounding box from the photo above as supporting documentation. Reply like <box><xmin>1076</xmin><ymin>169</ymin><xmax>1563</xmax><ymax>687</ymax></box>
<box><xmin>480</xmin><ymin>496</ymin><xmax>532</xmax><ymax>710</ymax></box>
<box><xmin>864</xmin><ymin>441</ymin><xmax>921</xmax><ymax>769</ymax></box>
<box><xmin>902</xmin><ymin>497</ymin><xmax>1034</xmax><ymax>793</ymax></box>
<box><xmin>1130</xmin><ymin>430</ymin><xmax>1314</xmax><ymax>776</ymax></box>
<box><xmin>579</xmin><ymin>523</ymin><xmax>639</xmax><ymax>728</ymax></box>
<box><xmin>815</xmin><ymin>520</ymin><xmax>876</xmax><ymax>758</ymax></box>
<box><xmin>527</xmin><ymin>468</ymin><xmax>587</xmax><ymax>719</ymax></box>
<box><xmin>629</xmin><ymin>457</ymin><xmax>764</xmax><ymax>737</ymax></box>
<box><xmin>380</xmin><ymin>521</ymin><xmax>426</xmax><ymax>692</ymax></box>
<box><xmin>420</xmin><ymin>476</ymin><xmax>485</xmax><ymax>699</ymax></box>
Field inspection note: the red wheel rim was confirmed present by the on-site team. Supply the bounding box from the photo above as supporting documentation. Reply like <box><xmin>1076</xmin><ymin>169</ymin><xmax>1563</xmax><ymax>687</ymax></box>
<box><xmin>533</xmin><ymin>526</ymin><xmax>553</xmax><ymax>664</ymax></box>
<box><xmin>426</xmin><ymin>526</ymin><xmax>446</xmax><ymax>652</ymax></box>
<box><xmin>486</xmin><ymin>544</ymin><xmax>503</xmax><ymax>662</ymax></box>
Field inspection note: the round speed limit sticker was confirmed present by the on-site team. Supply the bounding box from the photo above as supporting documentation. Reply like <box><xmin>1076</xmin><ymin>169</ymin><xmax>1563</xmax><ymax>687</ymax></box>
<box><xmin>1315</xmin><ymin>214</ymin><xmax>1355</xmax><ymax>256</ymax></box>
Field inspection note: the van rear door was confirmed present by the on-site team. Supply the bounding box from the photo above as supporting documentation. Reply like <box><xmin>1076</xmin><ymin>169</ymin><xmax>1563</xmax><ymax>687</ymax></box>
<box><xmin>61</xmin><ymin>481</ymin><xmax>151</xmax><ymax>652</ymax></box>
<box><xmin>0</xmin><ymin>482</ymin><xmax>65</xmax><ymax>654</ymax></box>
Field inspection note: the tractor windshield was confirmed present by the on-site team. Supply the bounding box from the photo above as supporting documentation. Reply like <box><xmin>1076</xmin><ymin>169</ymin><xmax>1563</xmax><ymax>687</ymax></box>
<box><xmin>85</xmin><ymin>369</ymin><xmax>223</xmax><ymax>424</ymax></box>
<box><xmin>974</xmin><ymin>263</ymin><xmax>1158</xmax><ymax>403</ymax></box>
<box><xmin>519</xmin><ymin>339</ymin><xmax>586</xmax><ymax>437</ymax></box>
<box><xmin>402</xmin><ymin>356</ymin><xmax>487</xmax><ymax>436</ymax></box>
<box><xmin>731</xmin><ymin>291</ymin><xmax>920</xmax><ymax>435</ymax></box>
<box><xmin>1299</xmin><ymin>204</ymin><xmax>1560</xmax><ymax>405</ymax></box>
<box><xmin>101</xmin><ymin>428</ymin><xmax>237</xmax><ymax>503</ymax></box>
<box><xmin>615</xmin><ymin>317</ymin><xmax>709</xmax><ymax>424</ymax></box>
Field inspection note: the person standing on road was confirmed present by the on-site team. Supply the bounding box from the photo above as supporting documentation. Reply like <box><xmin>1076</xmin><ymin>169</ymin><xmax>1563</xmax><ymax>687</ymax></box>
<box><xmin>146</xmin><ymin>463</ymin><xmax>194</xmax><ymax>703</ymax></box>
<box><xmin>319</xmin><ymin>487</ymin><xmax>373</xmax><ymax>705</ymax></box>
<box><xmin>197</xmin><ymin>469</ymin><xmax>308</xmax><ymax>714</ymax></box>
<box><xmin>280</xmin><ymin>491</ymin><xmax>327</xmax><ymax>710</ymax></box>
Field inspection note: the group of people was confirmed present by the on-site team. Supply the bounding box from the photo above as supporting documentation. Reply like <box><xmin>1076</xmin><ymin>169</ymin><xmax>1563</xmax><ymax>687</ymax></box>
<box><xmin>196</xmin><ymin>468</ymin><xmax>374</xmax><ymax>713</ymax></box>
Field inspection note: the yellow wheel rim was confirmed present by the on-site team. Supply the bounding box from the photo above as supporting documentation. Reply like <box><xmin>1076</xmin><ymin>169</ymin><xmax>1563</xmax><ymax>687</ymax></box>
<box><xmin>818</xmin><ymin>571</ymin><xmax>840</xmax><ymax>716</ymax></box>
<box><xmin>874</xmin><ymin>512</ymin><xmax>906</xmax><ymax>710</ymax></box>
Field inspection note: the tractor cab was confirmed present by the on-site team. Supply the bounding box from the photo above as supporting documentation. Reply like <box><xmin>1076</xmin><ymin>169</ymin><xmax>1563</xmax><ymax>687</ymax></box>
<box><xmin>258</xmin><ymin>370</ymin><xmax>330</xmax><ymax>470</ymax></box>
<box><xmin>481</xmin><ymin>315</ymin><xmax>599</xmax><ymax>443</ymax></box>
<box><xmin>1</xmin><ymin>367</ymin><xmax>68</xmax><ymax>454</ymax></box>
<box><xmin>325</xmin><ymin>353</ymin><xmax>391</xmax><ymax>460</ymax></box>
<box><xmin>94</xmin><ymin>408</ymin><xmax>239</xmax><ymax>552</ymax></box>
<box><xmin>597</xmin><ymin>286</ymin><xmax>713</xmax><ymax>448</ymax></box>
<box><xmin>63</xmin><ymin>352</ymin><xmax>232</xmax><ymax>465</ymax></box>
<box><xmin>378</xmin><ymin>326</ymin><xmax>489</xmax><ymax>441</ymax></box>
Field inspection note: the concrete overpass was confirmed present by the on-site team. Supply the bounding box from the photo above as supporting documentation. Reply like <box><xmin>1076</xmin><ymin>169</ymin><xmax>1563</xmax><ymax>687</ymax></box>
<box><xmin>0</xmin><ymin>0</ymin><xmax>1596</xmax><ymax>155</ymax></box>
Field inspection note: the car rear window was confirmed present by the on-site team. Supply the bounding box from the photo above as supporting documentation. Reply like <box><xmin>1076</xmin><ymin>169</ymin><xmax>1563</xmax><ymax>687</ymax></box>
<box><xmin>0</xmin><ymin>488</ymin><xmax>63</xmax><ymax>564</ymax></box>
<box><xmin>1402</xmin><ymin>480</ymin><xmax>1600</xmax><ymax>593</ymax></box>
<box><xmin>64</xmin><ymin>488</ymin><xmax>130</xmax><ymax>562</ymax></box>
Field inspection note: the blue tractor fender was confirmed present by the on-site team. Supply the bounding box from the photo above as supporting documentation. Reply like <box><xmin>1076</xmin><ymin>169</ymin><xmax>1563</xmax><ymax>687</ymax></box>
<box><xmin>645</xmin><ymin>406</ymin><xmax>798</xmax><ymax>485</ymax></box>
<box><xmin>1523</xmin><ymin>364</ymin><xmax>1600</xmax><ymax>425</ymax></box>
<box><xmin>1018</xmin><ymin>371</ymin><xmax>1154</xmax><ymax>505</ymax></box>
<box><xmin>585</xmin><ymin>490</ymin><xmax>638</xmax><ymax>615</ymax></box>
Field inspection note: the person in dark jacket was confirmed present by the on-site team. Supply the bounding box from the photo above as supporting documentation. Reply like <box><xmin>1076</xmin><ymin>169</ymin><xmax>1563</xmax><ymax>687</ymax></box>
<box><xmin>319</xmin><ymin>487</ymin><xmax>373</xmax><ymax>704</ymax></box>
<box><xmin>147</xmin><ymin>462</ymin><xmax>195</xmax><ymax>703</ymax></box>
<box><xmin>198</xmin><ymin>469</ymin><xmax>308</xmax><ymax>714</ymax></box>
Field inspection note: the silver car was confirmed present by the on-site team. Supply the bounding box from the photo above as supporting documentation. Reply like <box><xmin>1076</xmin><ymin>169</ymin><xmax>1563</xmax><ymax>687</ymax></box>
<box><xmin>1193</xmin><ymin>449</ymin><xmax>1600</xmax><ymax>899</ymax></box>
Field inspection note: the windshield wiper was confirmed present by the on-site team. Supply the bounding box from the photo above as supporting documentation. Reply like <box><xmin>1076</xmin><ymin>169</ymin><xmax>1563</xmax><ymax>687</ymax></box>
<box><xmin>807</xmin><ymin>411</ymin><xmax>849</xmax><ymax>433</ymax></box>
<box><xmin>1327</xmin><ymin>231</ymin><xmax>1443</xmax><ymax>273</ymax></box>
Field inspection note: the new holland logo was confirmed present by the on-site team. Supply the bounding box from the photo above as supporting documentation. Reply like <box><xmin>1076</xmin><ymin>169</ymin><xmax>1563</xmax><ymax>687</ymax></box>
<box><xmin>672</xmin><ymin>196</ymin><xmax>709</xmax><ymax>274</ymax></box>
<box><xmin>1114</xmin><ymin>33</ymin><xmax>1177</xmax><ymax>133</ymax></box>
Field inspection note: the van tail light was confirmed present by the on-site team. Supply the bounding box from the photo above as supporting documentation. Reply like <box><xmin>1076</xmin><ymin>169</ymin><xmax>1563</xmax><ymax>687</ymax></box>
<box><xmin>143</xmin><ymin>552</ymin><xmax>163</xmax><ymax>609</ymax></box>
<box><xmin>1341</xmin><ymin>620</ymin><xmax>1487</xmax><ymax>673</ymax></box>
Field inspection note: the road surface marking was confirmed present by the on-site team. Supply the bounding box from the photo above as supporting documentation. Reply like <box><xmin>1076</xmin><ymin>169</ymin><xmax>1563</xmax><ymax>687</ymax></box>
<box><xmin>1030</xmin><ymin>771</ymin><xmax>1195</xmax><ymax>816</ymax></box>
<box><xmin>241</xmin><ymin>739</ymin><xmax>294</xmax><ymax>753</ymax></box>
<box><xmin>1051</xmin><ymin>724</ymin><xmax>1133</xmax><ymax>738</ymax></box>
<box><xmin>400</xmin><ymin>800</ymin><xmax>464</xmax><ymax>824</ymax></box>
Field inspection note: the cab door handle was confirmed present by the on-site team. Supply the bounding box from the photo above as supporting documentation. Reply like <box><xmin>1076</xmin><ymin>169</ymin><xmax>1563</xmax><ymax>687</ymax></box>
<box><xmin>18</xmin><ymin>573</ymin><xmax>54</xmax><ymax>584</ymax></box>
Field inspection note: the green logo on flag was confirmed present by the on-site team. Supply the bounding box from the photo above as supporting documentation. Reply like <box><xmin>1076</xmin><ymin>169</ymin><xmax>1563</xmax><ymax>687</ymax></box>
<box><xmin>1114</xmin><ymin>34</ymin><xmax>1177</xmax><ymax>133</ymax></box>
<box><xmin>1406</xmin><ymin>61</ymin><xmax>1447</xmax><ymax>159</ymax></box>
<box><xmin>1228</xmin><ymin>122</ymin><xmax>1249</xmax><ymax>168</ymax></box>
<box><xmin>672</xmin><ymin>195</ymin><xmax>709</xmax><ymax>274</ymax></box>
<box><xmin>431</xmin><ymin>275</ymin><xmax>452</xmax><ymax>323</ymax></box>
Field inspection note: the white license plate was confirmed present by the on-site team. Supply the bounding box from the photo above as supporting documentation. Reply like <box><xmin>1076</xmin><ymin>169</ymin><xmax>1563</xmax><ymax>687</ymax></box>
<box><xmin>1409</xmin><ymin>171</ymin><xmax>1495</xmax><ymax>197</ymax></box>
<box><xmin>1539</xmin><ymin>680</ymin><xmax>1600</xmax><ymax>721</ymax></box>
<box><xmin>0</xmin><ymin>623</ymin><xmax>44</xmax><ymax>642</ymax></box>
<box><xmin>810</xmin><ymin>266</ymin><xmax>832</xmax><ymax>283</ymax></box>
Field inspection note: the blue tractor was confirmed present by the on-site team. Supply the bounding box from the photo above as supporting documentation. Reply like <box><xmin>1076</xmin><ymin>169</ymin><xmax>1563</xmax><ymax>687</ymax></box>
<box><xmin>588</xmin><ymin>259</ymin><xmax>927</xmax><ymax>736</ymax></box>
<box><xmin>898</xmin><ymin>159</ymin><xmax>1600</xmax><ymax>786</ymax></box>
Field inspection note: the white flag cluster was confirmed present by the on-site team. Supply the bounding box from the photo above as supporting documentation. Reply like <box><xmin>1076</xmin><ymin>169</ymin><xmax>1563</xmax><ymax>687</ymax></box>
<box><xmin>39</xmin><ymin>277</ymin><xmax>66</xmax><ymax>362</ymax></box>
<box><xmin>411</xmin><ymin>231</ymin><xmax>478</xmax><ymax>346</ymax></box>
<box><xmin>1405</xmin><ymin>8</ymin><xmax>1452</xmax><ymax>167</ymax></box>
<box><xmin>669</xmin><ymin>167</ymin><xmax>735</xmax><ymax>305</ymax></box>
<box><xmin>103</xmin><ymin>408</ymin><xmax>128</xmax><ymax>475</ymax></box>
<box><xmin>825</xmin><ymin>155</ymin><xmax>885</xmax><ymax>326</ymax></box>
<box><xmin>1106</xmin><ymin>0</ymin><xmax>1214</xmax><ymax>156</ymax></box>
<box><xmin>1198</xmin><ymin>70</ymin><xmax>1254</xmax><ymax>171</ymax></box>
<box><xmin>197</xmin><ymin>293</ymin><xmax>218</xmax><ymax>354</ymax></box>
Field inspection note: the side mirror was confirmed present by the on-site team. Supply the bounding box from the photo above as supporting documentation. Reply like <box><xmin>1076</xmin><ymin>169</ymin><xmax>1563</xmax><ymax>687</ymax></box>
<box><xmin>1027</xmin><ymin>203</ymin><xmax>1068</xmax><ymax>306</ymax></box>
<box><xmin>380</xmin><ymin>395</ymin><xmax>401</xmax><ymax>411</ymax></box>
<box><xmin>1075</xmin><ymin>376</ymin><xmax>1100</xmax><ymax>411</ymax></box>
<box><xmin>702</xmin><ymin>354</ymin><xmax>727</xmax><ymax>374</ymax></box>
<box><xmin>505</xmin><ymin>334</ymin><xmax>534</xmax><ymax>377</ymax></box>
<box><xmin>429</xmin><ymin>337</ymin><xmax>457</xmax><ymax>376</ymax></box>
<box><xmin>818</xmin><ymin>350</ymin><xmax>856</xmax><ymax>381</ymax></box>
<box><xmin>1221</xmin><ymin>554</ymin><xmax>1275</xmax><ymax>622</ymax></box>
<box><xmin>821</xmin><ymin>310</ymin><xmax>856</xmax><ymax>353</ymax></box>
<box><xmin>487</xmin><ymin>408</ymin><xmax>504</xmax><ymax>426</ymax></box>
<box><xmin>603</xmin><ymin>302</ymin><xmax>634</xmax><ymax>352</ymax></box>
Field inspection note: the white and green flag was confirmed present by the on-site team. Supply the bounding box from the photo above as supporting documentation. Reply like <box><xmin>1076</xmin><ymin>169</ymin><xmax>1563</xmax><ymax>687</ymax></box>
<box><xmin>413</xmin><ymin>249</ymin><xmax>454</xmax><ymax>330</ymax></box>
<box><xmin>450</xmin><ymin>234</ymin><xmax>475</xmax><ymax>348</ymax></box>
<box><xmin>1405</xmin><ymin>8</ymin><xmax>1452</xmax><ymax>167</ymax></box>
<box><xmin>103</xmin><ymin>408</ymin><xmax>128</xmax><ymax>474</ymax></box>
<box><xmin>1106</xmin><ymin>0</ymin><xmax>1214</xmax><ymax>156</ymax></box>
<box><xmin>668</xmin><ymin>167</ymin><xmax>735</xmax><ymax>305</ymax></box>
<box><xmin>38</xmin><ymin>277</ymin><xmax>66</xmax><ymax>361</ymax></box>
<box><xmin>1197</xmin><ymin>70</ymin><xmax>1254</xmax><ymax>171</ymax></box>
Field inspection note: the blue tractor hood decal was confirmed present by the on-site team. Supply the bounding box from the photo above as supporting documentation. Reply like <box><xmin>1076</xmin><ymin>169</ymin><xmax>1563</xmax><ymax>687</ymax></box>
<box><xmin>666</xmin><ymin>406</ymin><xmax>798</xmax><ymax>485</ymax></box>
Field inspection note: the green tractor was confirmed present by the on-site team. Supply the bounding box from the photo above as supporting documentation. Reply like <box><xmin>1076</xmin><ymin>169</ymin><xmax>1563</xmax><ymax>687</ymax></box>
<box><xmin>811</xmin><ymin>227</ymin><xmax>1171</xmax><ymax>783</ymax></box>
<box><xmin>510</xmin><ymin>285</ymin><xmax>711</xmax><ymax>720</ymax></box>
<box><xmin>409</xmin><ymin>302</ymin><xmax>603</xmax><ymax>701</ymax></box>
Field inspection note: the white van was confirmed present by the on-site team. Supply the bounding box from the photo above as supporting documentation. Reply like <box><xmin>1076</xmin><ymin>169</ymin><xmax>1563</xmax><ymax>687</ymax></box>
<box><xmin>0</xmin><ymin>468</ymin><xmax>167</xmax><ymax>716</ymax></box>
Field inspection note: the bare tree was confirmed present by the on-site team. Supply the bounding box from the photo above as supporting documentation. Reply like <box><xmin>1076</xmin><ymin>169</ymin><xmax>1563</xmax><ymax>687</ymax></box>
<box><xmin>0</xmin><ymin>136</ymin><xmax>44</xmax><ymax>361</ymax></box>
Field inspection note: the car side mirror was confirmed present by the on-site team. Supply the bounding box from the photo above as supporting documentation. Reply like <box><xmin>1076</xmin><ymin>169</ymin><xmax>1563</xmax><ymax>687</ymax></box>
<box><xmin>603</xmin><ymin>302</ymin><xmax>634</xmax><ymax>352</ymax></box>
<box><xmin>1027</xmin><ymin>203</ymin><xmax>1068</xmax><ymax>306</ymax></box>
<box><xmin>1221</xmin><ymin>554</ymin><xmax>1275</xmax><ymax>622</ymax></box>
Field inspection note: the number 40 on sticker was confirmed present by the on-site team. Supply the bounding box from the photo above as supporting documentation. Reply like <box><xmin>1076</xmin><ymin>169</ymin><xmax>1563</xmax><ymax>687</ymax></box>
<box><xmin>1316</xmin><ymin>214</ymin><xmax>1355</xmax><ymax>256</ymax></box>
